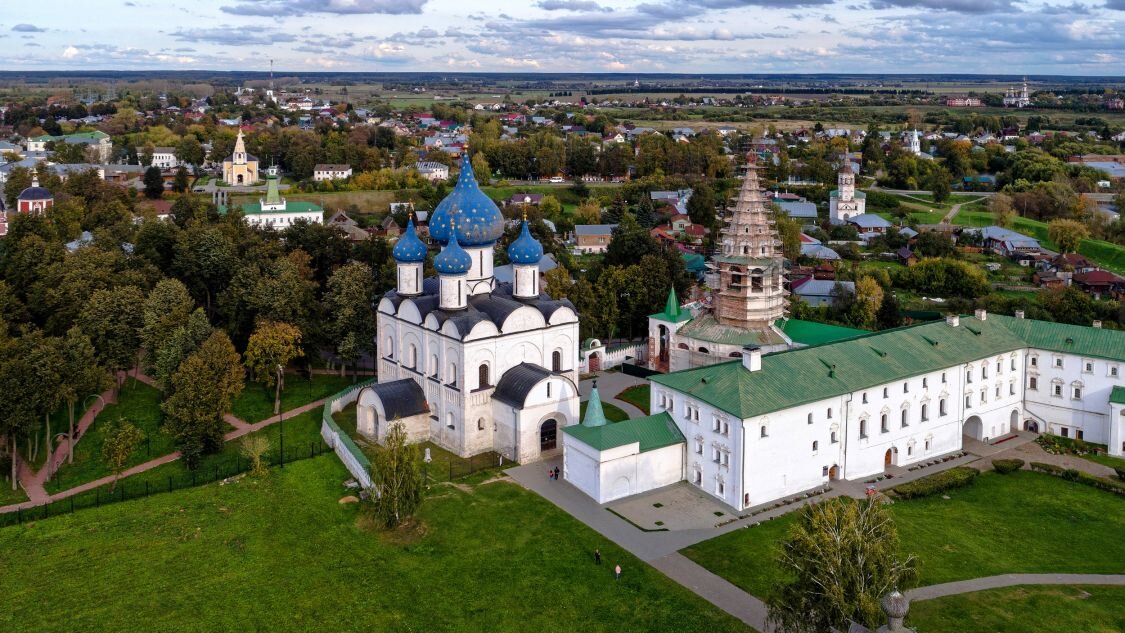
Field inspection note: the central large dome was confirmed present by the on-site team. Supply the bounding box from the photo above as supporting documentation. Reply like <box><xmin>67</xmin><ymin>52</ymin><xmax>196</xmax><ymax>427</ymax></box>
<box><xmin>428</xmin><ymin>153</ymin><xmax>505</xmax><ymax>247</ymax></box>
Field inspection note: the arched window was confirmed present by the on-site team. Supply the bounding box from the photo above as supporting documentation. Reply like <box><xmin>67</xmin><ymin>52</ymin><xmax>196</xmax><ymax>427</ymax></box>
<box><xmin>409</xmin><ymin>344</ymin><xmax>417</xmax><ymax>369</ymax></box>
<box><xmin>430</xmin><ymin>354</ymin><xmax>438</xmax><ymax>376</ymax></box>
<box><xmin>678</xmin><ymin>343</ymin><xmax>690</xmax><ymax>350</ymax></box>
<box><xmin>448</xmin><ymin>363</ymin><xmax>458</xmax><ymax>386</ymax></box>
<box><xmin>921</xmin><ymin>403</ymin><xmax>929</xmax><ymax>421</ymax></box>
<box><xmin>831</xmin><ymin>430</ymin><xmax>838</xmax><ymax>443</ymax></box>
<box><xmin>384</xmin><ymin>336</ymin><xmax>394</xmax><ymax>359</ymax></box>
<box><xmin>812</xmin><ymin>441</ymin><xmax>819</xmax><ymax>452</ymax></box>
<box><xmin>807</xmin><ymin>413</ymin><xmax>813</xmax><ymax>425</ymax></box>
<box><xmin>552</xmin><ymin>350</ymin><xmax>562</xmax><ymax>372</ymax></box>
<box><xmin>760</xmin><ymin>425</ymin><xmax>768</xmax><ymax>438</ymax></box>
<box><xmin>859</xmin><ymin>418</ymin><xmax>868</xmax><ymax>438</ymax></box>
<box><xmin>698</xmin><ymin>347</ymin><xmax>710</xmax><ymax>354</ymax></box>
<box><xmin>939</xmin><ymin>398</ymin><xmax>948</xmax><ymax>416</ymax></box>
<box><xmin>901</xmin><ymin>409</ymin><xmax>909</xmax><ymax>427</ymax></box>
<box><xmin>477</xmin><ymin>418</ymin><xmax>485</xmax><ymax>431</ymax></box>
<box><xmin>881</xmin><ymin>414</ymin><xmax>889</xmax><ymax>433</ymax></box>
<box><xmin>478</xmin><ymin>363</ymin><xmax>490</xmax><ymax>389</ymax></box>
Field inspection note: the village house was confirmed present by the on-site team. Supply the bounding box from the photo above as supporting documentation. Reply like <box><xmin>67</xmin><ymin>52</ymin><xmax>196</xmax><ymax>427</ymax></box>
<box><xmin>313</xmin><ymin>164</ymin><xmax>353</xmax><ymax>181</ymax></box>
<box><xmin>574</xmin><ymin>224</ymin><xmax>617</xmax><ymax>254</ymax></box>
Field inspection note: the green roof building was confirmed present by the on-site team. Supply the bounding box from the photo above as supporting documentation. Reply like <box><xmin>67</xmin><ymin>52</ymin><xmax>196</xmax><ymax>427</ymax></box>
<box><xmin>219</xmin><ymin>176</ymin><xmax>324</xmax><ymax>229</ymax></box>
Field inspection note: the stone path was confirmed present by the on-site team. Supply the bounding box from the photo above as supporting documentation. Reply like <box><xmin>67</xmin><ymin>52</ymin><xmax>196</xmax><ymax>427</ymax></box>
<box><xmin>906</xmin><ymin>574</ymin><xmax>1125</xmax><ymax>602</ymax></box>
<box><xmin>579</xmin><ymin>371</ymin><xmax>649</xmax><ymax>419</ymax></box>
<box><xmin>979</xmin><ymin>438</ymin><xmax>1119</xmax><ymax>479</ymax></box>
<box><xmin>940</xmin><ymin>196</ymin><xmax>987</xmax><ymax>224</ymax></box>
<box><xmin>0</xmin><ymin>395</ymin><xmax>330</xmax><ymax>514</ymax></box>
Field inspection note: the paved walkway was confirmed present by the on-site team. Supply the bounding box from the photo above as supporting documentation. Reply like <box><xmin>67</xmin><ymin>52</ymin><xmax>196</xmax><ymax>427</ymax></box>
<box><xmin>907</xmin><ymin>574</ymin><xmax>1125</xmax><ymax>602</ymax></box>
<box><xmin>0</xmin><ymin>396</ymin><xmax>330</xmax><ymax>514</ymax></box>
<box><xmin>579</xmin><ymin>371</ymin><xmax>649</xmax><ymax>419</ymax></box>
<box><xmin>940</xmin><ymin>196</ymin><xmax>987</xmax><ymax>224</ymax></box>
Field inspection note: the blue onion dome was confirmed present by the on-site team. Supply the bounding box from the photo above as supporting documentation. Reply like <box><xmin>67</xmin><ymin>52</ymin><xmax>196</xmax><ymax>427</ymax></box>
<box><xmin>433</xmin><ymin>225</ymin><xmax>472</xmax><ymax>275</ymax></box>
<box><xmin>507</xmin><ymin>219</ymin><xmax>543</xmax><ymax>265</ymax></box>
<box><xmin>428</xmin><ymin>153</ymin><xmax>504</xmax><ymax>247</ymax></box>
<box><xmin>18</xmin><ymin>185</ymin><xmax>52</xmax><ymax>201</ymax></box>
<box><xmin>393</xmin><ymin>217</ymin><xmax>427</xmax><ymax>263</ymax></box>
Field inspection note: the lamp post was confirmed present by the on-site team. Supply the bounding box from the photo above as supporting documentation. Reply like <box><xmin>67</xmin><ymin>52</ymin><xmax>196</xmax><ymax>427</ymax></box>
<box><xmin>277</xmin><ymin>364</ymin><xmax>284</xmax><ymax>468</ymax></box>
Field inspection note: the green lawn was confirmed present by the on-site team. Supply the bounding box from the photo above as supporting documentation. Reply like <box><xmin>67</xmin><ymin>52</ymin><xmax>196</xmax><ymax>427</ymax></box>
<box><xmin>0</xmin><ymin>482</ymin><xmax>27</xmax><ymax>506</ymax></box>
<box><xmin>581</xmin><ymin>399</ymin><xmax>631</xmax><ymax>422</ymax></box>
<box><xmin>615</xmin><ymin>384</ymin><xmax>651</xmax><ymax>415</ymax></box>
<box><xmin>0</xmin><ymin>456</ymin><xmax>747</xmax><ymax>633</ymax></box>
<box><xmin>681</xmin><ymin>471</ymin><xmax>1125</xmax><ymax>598</ymax></box>
<box><xmin>908</xmin><ymin>585</ymin><xmax>1125</xmax><ymax>633</ymax></box>
<box><xmin>1081</xmin><ymin>451</ymin><xmax>1125</xmax><ymax>471</ymax></box>
<box><xmin>230</xmin><ymin>374</ymin><xmax>356</xmax><ymax>424</ymax></box>
<box><xmin>48</xmin><ymin>379</ymin><xmax>170</xmax><ymax>494</ymax></box>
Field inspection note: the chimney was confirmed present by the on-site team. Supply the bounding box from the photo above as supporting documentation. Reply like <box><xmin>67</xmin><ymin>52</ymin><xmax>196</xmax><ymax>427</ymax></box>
<box><xmin>741</xmin><ymin>345</ymin><xmax>762</xmax><ymax>372</ymax></box>
<box><xmin>1015</xmin><ymin>310</ymin><xmax>1025</xmax><ymax>319</ymax></box>
<box><xmin>974</xmin><ymin>308</ymin><xmax>987</xmax><ymax>321</ymax></box>
<box><xmin>945</xmin><ymin>315</ymin><xmax>960</xmax><ymax>328</ymax></box>
<box><xmin>1093</xmin><ymin>320</ymin><xmax>1103</xmax><ymax>329</ymax></box>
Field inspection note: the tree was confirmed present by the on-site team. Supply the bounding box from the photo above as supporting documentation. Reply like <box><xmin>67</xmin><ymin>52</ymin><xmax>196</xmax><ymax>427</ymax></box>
<box><xmin>930</xmin><ymin>168</ymin><xmax>951</xmax><ymax>203</ymax></box>
<box><xmin>171</xmin><ymin>165</ymin><xmax>190</xmax><ymax>193</ymax></box>
<box><xmin>366</xmin><ymin>421</ymin><xmax>424</xmax><ymax>529</ymax></box>
<box><xmin>152</xmin><ymin>308</ymin><xmax>212</xmax><ymax>390</ymax></box>
<box><xmin>773</xmin><ymin>210</ymin><xmax>802</xmax><ymax>261</ymax></box>
<box><xmin>57</xmin><ymin>328</ymin><xmax>109</xmax><ymax>464</ymax></box>
<box><xmin>141</xmin><ymin>278</ymin><xmax>195</xmax><ymax>369</ymax></box>
<box><xmin>543</xmin><ymin>266</ymin><xmax>573</xmax><ymax>299</ymax></box>
<box><xmin>574</xmin><ymin>198</ymin><xmax>602</xmax><ymax>225</ymax></box>
<box><xmin>243</xmin><ymin>320</ymin><xmax>304</xmax><ymax>416</ymax></box>
<box><xmin>848</xmin><ymin>276</ymin><xmax>884</xmax><ymax>330</ymax></box>
<box><xmin>687</xmin><ymin>182</ymin><xmax>717</xmax><ymax>227</ymax></box>
<box><xmin>538</xmin><ymin>194</ymin><xmax>562</xmax><ymax>220</ymax></box>
<box><xmin>101</xmin><ymin>418</ymin><xmax>144</xmax><ymax>491</ymax></box>
<box><xmin>1047</xmin><ymin>218</ymin><xmax>1089</xmax><ymax>254</ymax></box>
<box><xmin>767</xmin><ymin>498</ymin><xmax>916</xmax><ymax>633</ymax></box>
<box><xmin>162</xmin><ymin>330</ymin><xmax>244</xmax><ymax>468</ymax></box>
<box><xmin>143</xmin><ymin>166</ymin><xmax>165</xmax><ymax>199</ymax></box>
<box><xmin>990</xmin><ymin>193</ymin><xmax>1016</xmax><ymax>228</ymax></box>
<box><xmin>78</xmin><ymin>286</ymin><xmax>145</xmax><ymax>396</ymax></box>
<box><xmin>470</xmin><ymin>152</ymin><xmax>491</xmax><ymax>184</ymax></box>
<box><xmin>240</xmin><ymin>434</ymin><xmax>270</xmax><ymax>477</ymax></box>
<box><xmin>175</xmin><ymin>135</ymin><xmax>205</xmax><ymax>168</ymax></box>
<box><xmin>324</xmin><ymin>262</ymin><xmax>377</xmax><ymax>379</ymax></box>
<box><xmin>3</xmin><ymin>166</ymin><xmax>32</xmax><ymax>208</ymax></box>
<box><xmin>634</xmin><ymin>194</ymin><xmax>655</xmax><ymax>228</ymax></box>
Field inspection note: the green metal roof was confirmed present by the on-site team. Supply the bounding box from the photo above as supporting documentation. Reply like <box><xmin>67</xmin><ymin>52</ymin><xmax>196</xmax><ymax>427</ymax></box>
<box><xmin>32</xmin><ymin>131</ymin><xmax>109</xmax><ymax>142</ymax></box>
<box><xmin>653</xmin><ymin>314</ymin><xmax>1124</xmax><ymax>420</ymax></box>
<box><xmin>712</xmin><ymin>256</ymin><xmax>780</xmax><ymax>268</ymax></box>
<box><xmin>220</xmin><ymin>200</ymin><xmax>324</xmax><ymax>216</ymax></box>
<box><xmin>1110</xmin><ymin>386</ymin><xmax>1125</xmax><ymax>405</ymax></box>
<box><xmin>562</xmin><ymin>411</ymin><xmax>685</xmax><ymax>453</ymax></box>
<box><xmin>779</xmin><ymin>319</ymin><xmax>868</xmax><ymax>347</ymax></box>
<box><xmin>990</xmin><ymin>315</ymin><xmax>1125</xmax><ymax>363</ymax></box>
<box><xmin>581</xmin><ymin>385</ymin><xmax>608</xmax><ymax>428</ymax></box>
<box><xmin>831</xmin><ymin>189</ymin><xmax>866</xmax><ymax>198</ymax></box>
<box><xmin>650</xmin><ymin>287</ymin><xmax>692</xmax><ymax>323</ymax></box>
<box><xmin>675</xmin><ymin>313</ymin><xmax>787</xmax><ymax>347</ymax></box>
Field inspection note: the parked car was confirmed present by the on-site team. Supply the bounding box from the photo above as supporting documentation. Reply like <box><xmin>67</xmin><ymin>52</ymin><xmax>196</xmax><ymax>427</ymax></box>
<box><xmin>549</xmin><ymin>176</ymin><xmax>565</xmax><ymax>183</ymax></box>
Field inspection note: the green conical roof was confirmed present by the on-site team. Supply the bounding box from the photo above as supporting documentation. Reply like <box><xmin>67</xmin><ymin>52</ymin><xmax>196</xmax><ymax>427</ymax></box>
<box><xmin>265</xmin><ymin>176</ymin><xmax>281</xmax><ymax>205</ymax></box>
<box><xmin>650</xmin><ymin>286</ymin><xmax>692</xmax><ymax>323</ymax></box>
<box><xmin>582</xmin><ymin>381</ymin><xmax>608</xmax><ymax>428</ymax></box>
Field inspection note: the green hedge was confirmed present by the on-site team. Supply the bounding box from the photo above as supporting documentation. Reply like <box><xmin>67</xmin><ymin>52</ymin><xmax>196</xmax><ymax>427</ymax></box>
<box><xmin>1115</xmin><ymin>467</ymin><xmax>1125</xmax><ymax>482</ymax></box>
<box><xmin>991</xmin><ymin>459</ymin><xmax>1025</xmax><ymax>474</ymax></box>
<box><xmin>892</xmin><ymin>466</ymin><xmax>978</xmax><ymax>499</ymax></box>
<box><xmin>1029</xmin><ymin>462</ymin><xmax>1125</xmax><ymax>496</ymax></box>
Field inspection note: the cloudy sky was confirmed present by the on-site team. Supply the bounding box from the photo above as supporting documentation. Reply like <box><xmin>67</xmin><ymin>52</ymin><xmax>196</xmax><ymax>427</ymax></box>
<box><xmin>3</xmin><ymin>0</ymin><xmax>1124</xmax><ymax>74</ymax></box>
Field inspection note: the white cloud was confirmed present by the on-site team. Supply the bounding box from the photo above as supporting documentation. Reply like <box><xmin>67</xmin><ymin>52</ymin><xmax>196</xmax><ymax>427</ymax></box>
<box><xmin>61</xmin><ymin>46</ymin><xmax>80</xmax><ymax>59</ymax></box>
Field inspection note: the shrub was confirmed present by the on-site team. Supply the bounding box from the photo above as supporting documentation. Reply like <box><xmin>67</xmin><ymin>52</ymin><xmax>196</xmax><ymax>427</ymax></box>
<box><xmin>1115</xmin><ymin>467</ymin><xmax>1125</xmax><ymax>483</ymax></box>
<box><xmin>1030</xmin><ymin>462</ymin><xmax>1125</xmax><ymax>496</ymax></box>
<box><xmin>991</xmin><ymin>459</ymin><xmax>1024</xmax><ymax>474</ymax></box>
<box><xmin>892</xmin><ymin>467</ymin><xmax>978</xmax><ymax>500</ymax></box>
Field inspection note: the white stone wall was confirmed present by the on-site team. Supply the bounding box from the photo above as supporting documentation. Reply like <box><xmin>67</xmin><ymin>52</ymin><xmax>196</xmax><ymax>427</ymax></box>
<box><xmin>562</xmin><ymin>436</ymin><xmax>684</xmax><ymax>504</ymax></box>
<box><xmin>1024</xmin><ymin>349</ymin><xmax>1121</xmax><ymax>445</ymax></box>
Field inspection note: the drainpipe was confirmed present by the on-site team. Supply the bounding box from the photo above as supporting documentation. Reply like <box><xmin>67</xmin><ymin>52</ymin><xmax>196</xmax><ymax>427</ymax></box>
<box><xmin>841</xmin><ymin>393</ymin><xmax>853</xmax><ymax>478</ymax></box>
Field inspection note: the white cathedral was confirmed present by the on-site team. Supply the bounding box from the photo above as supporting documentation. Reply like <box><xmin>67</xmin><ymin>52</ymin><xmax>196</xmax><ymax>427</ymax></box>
<box><xmin>357</xmin><ymin>154</ymin><xmax>581</xmax><ymax>463</ymax></box>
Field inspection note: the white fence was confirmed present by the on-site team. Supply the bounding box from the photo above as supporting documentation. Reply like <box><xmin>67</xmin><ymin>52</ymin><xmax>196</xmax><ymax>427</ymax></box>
<box><xmin>320</xmin><ymin>379</ymin><xmax>376</xmax><ymax>489</ymax></box>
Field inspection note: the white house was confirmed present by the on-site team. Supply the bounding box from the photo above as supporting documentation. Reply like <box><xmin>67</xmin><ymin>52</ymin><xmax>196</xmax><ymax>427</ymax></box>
<box><xmin>414</xmin><ymin>161</ymin><xmax>450</xmax><ymax>182</ymax></box>
<box><xmin>313</xmin><ymin>163</ymin><xmax>353</xmax><ymax>181</ymax></box>
<box><xmin>150</xmin><ymin>147</ymin><xmax>179</xmax><ymax>169</ymax></box>
<box><xmin>223</xmin><ymin>176</ymin><xmax>323</xmax><ymax>228</ymax></box>
<box><xmin>361</xmin><ymin>154</ymin><xmax>581</xmax><ymax>464</ymax></box>
<box><xmin>563</xmin><ymin>310</ymin><xmax>1124</xmax><ymax>512</ymax></box>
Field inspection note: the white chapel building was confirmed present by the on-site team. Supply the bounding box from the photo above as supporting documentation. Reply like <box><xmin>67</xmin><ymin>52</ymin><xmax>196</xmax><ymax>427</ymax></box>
<box><xmin>358</xmin><ymin>154</ymin><xmax>581</xmax><ymax>463</ymax></box>
<box><xmin>829</xmin><ymin>162</ymin><xmax>866</xmax><ymax>224</ymax></box>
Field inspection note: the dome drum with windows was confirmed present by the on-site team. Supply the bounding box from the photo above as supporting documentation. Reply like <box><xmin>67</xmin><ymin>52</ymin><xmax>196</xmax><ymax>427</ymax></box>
<box><xmin>429</xmin><ymin>154</ymin><xmax>505</xmax><ymax>247</ymax></box>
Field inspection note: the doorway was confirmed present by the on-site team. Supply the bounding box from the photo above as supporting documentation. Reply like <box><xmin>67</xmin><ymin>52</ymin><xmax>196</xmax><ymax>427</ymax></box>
<box><xmin>589</xmin><ymin>353</ymin><xmax>601</xmax><ymax>373</ymax></box>
<box><xmin>540</xmin><ymin>419</ymin><xmax>558</xmax><ymax>452</ymax></box>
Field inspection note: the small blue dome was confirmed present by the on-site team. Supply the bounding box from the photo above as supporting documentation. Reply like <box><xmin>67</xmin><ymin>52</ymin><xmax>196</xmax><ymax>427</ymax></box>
<box><xmin>433</xmin><ymin>229</ymin><xmax>472</xmax><ymax>275</ymax></box>
<box><xmin>507</xmin><ymin>219</ymin><xmax>543</xmax><ymax>265</ymax></box>
<box><xmin>392</xmin><ymin>218</ymin><xmax>427</xmax><ymax>263</ymax></box>
<box><xmin>429</xmin><ymin>154</ymin><xmax>504</xmax><ymax>247</ymax></box>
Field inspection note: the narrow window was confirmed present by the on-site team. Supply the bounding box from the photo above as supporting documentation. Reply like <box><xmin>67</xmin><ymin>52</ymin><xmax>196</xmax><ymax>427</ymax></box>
<box><xmin>940</xmin><ymin>399</ymin><xmax>947</xmax><ymax>416</ymax></box>
<box><xmin>881</xmin><ymin>414</ymin><xmax>888</xmax><ymax>433</ymax></box>
<box><xmin>552</xmin><ymin>350</ymin><xmax>562</xmax><ymax>372</ymax></box>
<box><xmin>807</xmin><ymin>413</ymin><xmax>813</xmax><ymax>425</ymax></box>
<box><xmin>921</xmin><ymin>404</ymin><xmax>928</xmax><ymax>421</ymax></box>
<box><xmin>859</xmin><ymin>419</ymin><xmax>868</xmax><ymax>438</ymax></box>
<box><xmin>901</xmin><ymin>410</ymin><xmax>908</xmax><ymax>428</ymax></box>
<box><xmin>760</xmin><ymin>425</ymin><xmax>767</xmax><ymax>438</ymax></box>
<box><xmin>812</xmin><ymin>441</ymin><xmax>819</xmax><ymax>452</ymax></box>
<box><xmin>831</xmin><ymin>431</ymin><xmax>838</xmax><ymax>444</ymax></box>
<box><xmin>1029</xmin><ymin>376</ymin><xmax>1038</xmax><ymax>390</ymax></box>
<box><xmin>827</xmin><ymin>408</ymin><xmax>833</xmax><ymax>419</ymax></box>
<box><xmin>478</xmin><ymin>363</ymin><xmax>490</xmax><ymax>389</ymax></box>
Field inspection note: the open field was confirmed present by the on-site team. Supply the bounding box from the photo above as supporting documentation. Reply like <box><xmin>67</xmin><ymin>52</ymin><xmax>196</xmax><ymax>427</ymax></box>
<box><xmin>908</xmin><ymin>585</ymin><xmax>1125</xmax><ymax>633</ymax></box>
<box><xmin>681</xmin><ymin>471</ymin><xmax>1125</xmax><ymax>598</ymax></box>
<box><xmin>0</xmin><ymin>455</ymin><xmax>747</xmax><ymax>633</ymax></box>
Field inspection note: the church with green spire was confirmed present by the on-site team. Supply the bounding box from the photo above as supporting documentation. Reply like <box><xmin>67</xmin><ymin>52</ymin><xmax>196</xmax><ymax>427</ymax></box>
<box><xmin>218</xmin><ymin>175</ymin><xmax>324</xmax><ymax>229</ymax></box>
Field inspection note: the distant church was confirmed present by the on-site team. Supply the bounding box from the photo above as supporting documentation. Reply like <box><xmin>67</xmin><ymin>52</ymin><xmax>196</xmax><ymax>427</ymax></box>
<box><xmin>829</xmin><ymin>162</ymin><xmax>866</xmax><ymax>224</ymax></box>
<box><xmin>1003</xmin><ymin>79</ymin><xmax>1031</xmax><ymax>108</ymax></box>
<box><xmin>357</xmin><ymin>154</ymin><xmax>581</xmax><ymax>464</ymax></box>
<box><xmin>222</xmin><ymin>130</ymin><xmax>259</xmax><ymax>185</ymax></box>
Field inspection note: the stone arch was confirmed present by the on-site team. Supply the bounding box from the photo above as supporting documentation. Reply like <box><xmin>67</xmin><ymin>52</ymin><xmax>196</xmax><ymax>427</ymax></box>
<box><xmin>610</xmin><ymin>475</ymin><xmax>632</xmax><ymax>500</ymax></box>
<box><xmin>963</xmin><ymin>415</ymin><xmax>984</xmax><ymax>441</ymax></box>
<box><xmin>1010</xmin><ymin>409</ymin><xmax>1020</xmax><ymax>433</ymax></box>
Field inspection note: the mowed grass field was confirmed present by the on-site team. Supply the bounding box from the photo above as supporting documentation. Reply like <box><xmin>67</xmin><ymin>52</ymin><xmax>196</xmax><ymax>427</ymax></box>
<box><xmin>908</xmin><ymin>585</ymin><xmax>1125</xmax><ymax>633</ymax></box>
<box><xmin>0</xmin><ymin>455</ymin><xmax>748</xmax><ymax>633</ymax></box>
<box><xmin>681</xmin><ymin>471</ymin><xmax>1125</xmax><ymax>598</ymax></box>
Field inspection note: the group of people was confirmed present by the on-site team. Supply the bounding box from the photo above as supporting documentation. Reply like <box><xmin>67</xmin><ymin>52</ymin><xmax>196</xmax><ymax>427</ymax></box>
<box><xmin>547</xmin><ymin>466</ymin><xmax>560</xmax><ymax>480</ymax></box>
<box><xmin>593</xmin><ymin>548</ymin><xmax>622</xmax><ymax>580</ymax></box>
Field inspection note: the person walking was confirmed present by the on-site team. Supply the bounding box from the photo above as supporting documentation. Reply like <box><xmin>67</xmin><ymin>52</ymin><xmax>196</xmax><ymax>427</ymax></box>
<box><xmin>553</xmin><ymin>466</ymin><xmax>560</xmax><ymax>480</ymax></box>
<box><xmin>614</xmin><ymin>564</ymin><xmax>621</xmax><ymax>580</ymax></box>
<box><xmin>594</xmin><ymin>548</ymin><xmax>602</xmax><ymax>565</ymax></box>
